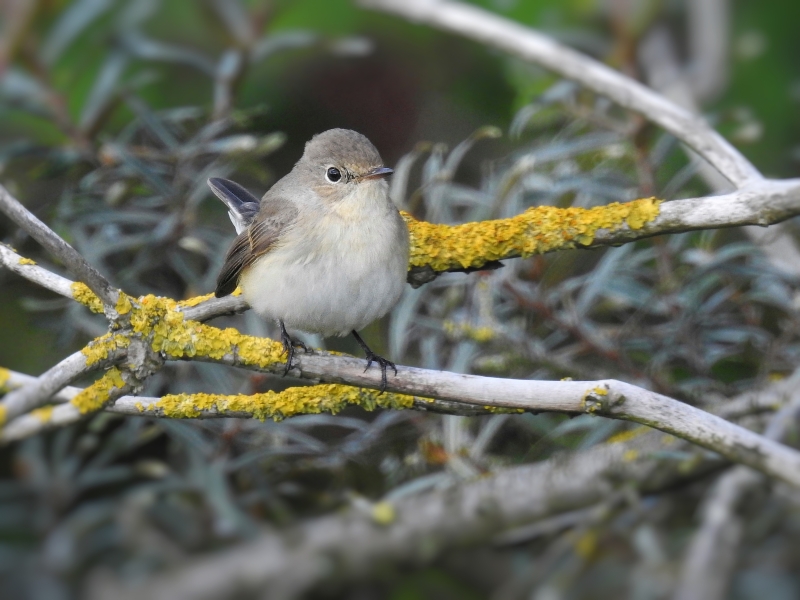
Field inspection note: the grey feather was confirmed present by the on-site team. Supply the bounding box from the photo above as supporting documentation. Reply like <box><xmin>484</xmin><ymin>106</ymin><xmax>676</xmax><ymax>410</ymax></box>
<box><xmin>207</xmin><ymin>177</ymin><xmax>261</xmax><ymax>234</ymax></box>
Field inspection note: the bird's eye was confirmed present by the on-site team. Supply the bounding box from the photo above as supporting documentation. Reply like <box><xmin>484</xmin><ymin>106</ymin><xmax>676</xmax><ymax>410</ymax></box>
<box><xmin>326</xmin><ymin>167</ymin><xmax>342</xmax><ymax>183</ymax></box>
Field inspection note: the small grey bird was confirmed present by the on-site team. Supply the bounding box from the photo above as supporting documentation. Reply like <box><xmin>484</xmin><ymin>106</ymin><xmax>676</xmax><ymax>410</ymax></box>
<box><xmin>208</xmin><ymin>128</ymin><xmax>410</xmax><ymax>390</ymax></box>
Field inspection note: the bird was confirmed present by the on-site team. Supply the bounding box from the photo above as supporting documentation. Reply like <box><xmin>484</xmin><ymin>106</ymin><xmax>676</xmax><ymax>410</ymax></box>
<box><xmin>208</xmin><ymin>128</ymin><xmax>410</xmax><ymax>391</ymax></box>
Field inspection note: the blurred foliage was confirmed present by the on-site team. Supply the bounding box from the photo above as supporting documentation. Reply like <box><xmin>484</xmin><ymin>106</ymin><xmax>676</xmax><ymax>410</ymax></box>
<box><xmin>1</xmin><ymin>0</ymin><xmax>800</xmax><ymax>599</ymax></box>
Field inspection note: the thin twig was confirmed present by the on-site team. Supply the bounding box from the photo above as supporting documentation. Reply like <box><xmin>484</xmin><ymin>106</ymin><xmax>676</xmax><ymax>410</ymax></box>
<box><xmin>0</xmin><ymin>243</ymin><xmax>76</xmax><ymax>299</ymax></box>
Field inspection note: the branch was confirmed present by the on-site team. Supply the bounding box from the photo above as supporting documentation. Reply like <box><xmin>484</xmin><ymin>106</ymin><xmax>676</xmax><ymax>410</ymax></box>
<box><xmin>0</xmin><ymin>352</ymin><xmax>98</xmax><ymax>425</ymax></box>
<box><xmin>0</xmin><ymin>184</ymin><xmax>121</xmax><ymax>314</ymax></box>
<box><xmin>4</xmin><ymin>202</ymin><xmax>800</xmax><ymax>487</ymax></box>
<box><xmin>87</xmin><ymin>430</ymin><xmax>721</xmax><ymax>600</ymax></box>
<box><xmin>404</xmin><ymin>180</ymin><xmax>800</xmax><ymax>284</ymax></box>
<box><xmin>361</xmin><ymin>0</ymin><xmax>762</xmax><ymax>188</ymax></box>
<box><xmin>0</xmin><ymin>368</ymin><xmax>135</xmax><ymax>443</ymax></box>
<box><xmin>0</xmin><ymin>365</ymin><xmax>548</xmax><ymax>441</ymax></box>
<box><xmin>0</xmin><ymin>243</ymin><xmax>76</xmax><ymax>299</ymax></box>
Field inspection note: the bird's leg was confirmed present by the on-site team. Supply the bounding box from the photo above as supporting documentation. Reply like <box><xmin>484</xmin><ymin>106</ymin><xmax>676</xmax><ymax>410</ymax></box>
<box><xmin>351</xmin><ymin>330</ymin><xmax>397</xmax><ymax>393</ymax></box>
<box><xmin>279</xmin><ymin>320</ymin><xmax>310</xmax><ymax>376</ymax></box>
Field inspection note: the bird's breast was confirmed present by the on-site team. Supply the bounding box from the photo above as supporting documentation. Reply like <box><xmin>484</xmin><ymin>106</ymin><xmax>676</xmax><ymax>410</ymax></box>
<box><xmin>240</xmin><ymin>189</ymin><xmax>410</xmax><ymax>337</ymax></box>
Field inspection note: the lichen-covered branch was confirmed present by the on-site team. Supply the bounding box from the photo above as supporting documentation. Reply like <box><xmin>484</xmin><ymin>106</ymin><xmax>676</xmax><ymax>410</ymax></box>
<box><xmin>403</xmin><ymin>197</ymin><xmax>661</xmax><ymax>285</ymax></box>
<box><xmin>361</xmin><ymin>0</ymin><xmax>762</xmax><ymax>188</ymax></box>
<box><xmin>9</xmin><ymin>185</ymin><xmax>800</xmax><ymax>320</ymax></box>
<box><xmin>0</xmin><ymin>351</ymin><xmax>112</xmax><ymax>426</ymax></box>
<box><xmin>0</xmin><ymin>366</ymin><xmax>531</xmax><ymax>440</ymax></box>
<box><xmin>0</xmin><ymin>368</ymin><xmax>134</xmax><ymax>443</ymax></box>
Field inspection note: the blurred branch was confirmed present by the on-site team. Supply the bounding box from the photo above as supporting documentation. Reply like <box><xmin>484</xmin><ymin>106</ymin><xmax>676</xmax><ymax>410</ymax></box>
<box><xmin>687</xmin><ymin>0</ymin><xmax>730</xmax><ymax>103</ymax></box>
<box><xmin>639</xmin><ymin>22</ymin><xmax>800</xmax><ymax>278</ymax></box>
<box><xmin>361</xmin><ymin>0</ymin><xmax>762</xmax><ymax>188</ymax></box>
<box><xmin>673</xmin><ymin>372</ymin><xmax>800</xmax><ymax>600</ymax></box>
<box><xmin>86</xmin><ymin>430</ymin><xmax>718</xmax><ymax>600</ymax></box>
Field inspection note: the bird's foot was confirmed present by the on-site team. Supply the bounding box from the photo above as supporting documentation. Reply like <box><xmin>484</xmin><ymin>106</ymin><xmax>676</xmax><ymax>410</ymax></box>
<box><xmin>351</xmin><ymin>330</ymin><xmax>397</xmax><ymax>393</ymax></box>
<box><xmin>279</xmin><ymin>321</ymin><xmax>311</xmax><ymax>377</ymax></box>
<box><xmin>363</xmin><ymin>351</ymin><xmax>397</xmax><ymax>394</ymax></box>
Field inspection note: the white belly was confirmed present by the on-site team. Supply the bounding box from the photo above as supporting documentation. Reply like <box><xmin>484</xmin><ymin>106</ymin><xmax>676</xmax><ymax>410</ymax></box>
<box><xmin>240</xmin><ymin>193</ymin><xmax>409</xmax><ymax>337</ymax></box>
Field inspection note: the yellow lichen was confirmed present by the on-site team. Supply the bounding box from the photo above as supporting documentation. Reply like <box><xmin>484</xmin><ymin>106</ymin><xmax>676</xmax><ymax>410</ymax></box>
<box><xmin>371</xmin><ymin>501</ymin><xmax>396</xmax><ymax>525</ymax></box>
<box><xmin>623</xmin><ymin>449</ymin><xmax>639</xmax><ymax>462</ymax></box>
<box><xmin>146</xmin><ymin>383</ymin><xmax>424</xmax><ymax>421</ymax></box>
<box><xmin>482</xmin><ymin>405</ymin><xmax>525</xmax><ymax>414</ymax></box>
<box><xmin>115</xmin><ymin>292</ymin><xmax>133</xmax><ymax>315</ymax></box>
<box><xmin>606</xmin><ymin>426</ymin><xmax>648</xmax><ymax>444</ymax></box>
<box><xmin>402</xmin><ymin>197</ymin><xmax>660</xmax><ymax>273</ymax></box>
<box><xmin>81</xmin><ymin>333</ymin><xmax>131</xmax><ymax>367</ymax></box>
<box><xmin>0</xmin><ymin>367</ymin><xmax>9</xmax><ymax>393</ymax></box>
<box><xmin>31</xmin><ymin>405</ymin><xmax>54</xmax><ymax>422</ymax></box>
<box><xmin>176</xmin><ymin>292</ymin><xmax>215</xmax><ymax>308</ymax></box>
<box><xmin>582</xmin><ymin>385</ymin><xmax>611</xmax><ymax>413</ymax></box>
<box><xmin>17</xmin><ymin>257</ymin><xmax>36</xmax><ymax>266</ymax></box>
<box><xmin>70</xmin><ymin>367</ymin><xmax>126</xmax><ymax>414</ymax></box>
<box><xmin>71</xmin><ymin>282</ymin><xmax>104</xmax><ymax>314</ymax></box>
<box><xmin>575</xmin><ymin>531</ymin><xmax>598</xmax><ymax>559</ymax></box>
<box><xmin>442</xmin><ymin>320</ymin><xmax>495</xmax><ymax>342</ymax></box>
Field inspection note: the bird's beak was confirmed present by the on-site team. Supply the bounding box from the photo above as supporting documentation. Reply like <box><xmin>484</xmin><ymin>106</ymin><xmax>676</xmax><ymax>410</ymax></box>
<box><xmin>360</xmin><ymin>166</ymin><xmax>394</xmax><ymax>180</ymax></box>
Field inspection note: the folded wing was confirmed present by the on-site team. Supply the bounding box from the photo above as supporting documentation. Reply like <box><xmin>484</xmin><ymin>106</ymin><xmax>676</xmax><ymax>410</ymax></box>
<box><xmin>208</xmin><ymin>178</ymin><xmax>298</xmax><ymax>298</ymax></box>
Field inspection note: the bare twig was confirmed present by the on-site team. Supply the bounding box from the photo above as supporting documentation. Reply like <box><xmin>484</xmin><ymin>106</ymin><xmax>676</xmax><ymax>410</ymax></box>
<box><xmin>360</xmin><ymin>0</ymin><xmax>762</xmax><ymax>187</ymax></box>
<box><xmin>0</xmin><ymin>243</ymin><xmax>76</xmax><ymax>300</ymax></box>
<box><xmin>0</xmin><ymin>184</ymin><xmax>120</xmax><ymax>312</ymax></box>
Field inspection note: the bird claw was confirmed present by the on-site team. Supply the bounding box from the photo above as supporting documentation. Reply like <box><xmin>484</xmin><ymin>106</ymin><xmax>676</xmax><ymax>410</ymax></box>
<box><xmin>363</xmin><ymin>351</ymin><xmax>397</xmax><ymax>394</ymax></box>
<box><xmin>279</xmin><ymin>322</ymin><xmax>311</xmax><ymax>377</ymax></box>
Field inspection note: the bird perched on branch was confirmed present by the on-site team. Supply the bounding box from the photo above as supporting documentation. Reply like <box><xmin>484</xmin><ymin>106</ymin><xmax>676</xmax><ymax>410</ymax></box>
<box><xmin>208</xmin><ymin>128</ymin><xmax>410</xmax><ymax>391</ymax></box>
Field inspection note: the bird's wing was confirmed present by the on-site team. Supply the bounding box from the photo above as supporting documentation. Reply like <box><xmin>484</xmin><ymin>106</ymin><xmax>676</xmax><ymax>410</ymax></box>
<box><xmin>207</xmin><ymin>177</ymin><xmax>262</xmax><ymax>234</ymax></box>
<box><xmin>214</xmin><ymin>188</ymin><xmax>298</xmax><ymax>298</ymax></box>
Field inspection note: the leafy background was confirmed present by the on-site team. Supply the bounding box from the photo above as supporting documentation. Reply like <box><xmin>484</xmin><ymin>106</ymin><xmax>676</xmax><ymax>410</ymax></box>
<box><xmin>1</xmin><ymin>0</ymin><xmax>800</xmax><ymax>598</ymax></box>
